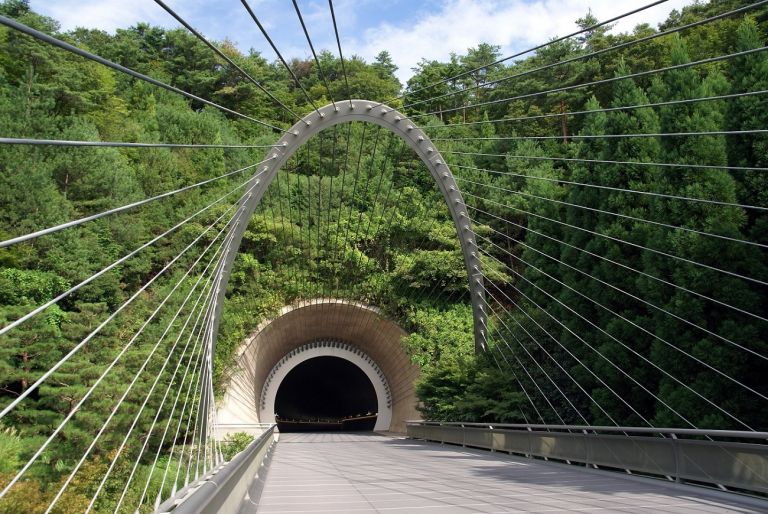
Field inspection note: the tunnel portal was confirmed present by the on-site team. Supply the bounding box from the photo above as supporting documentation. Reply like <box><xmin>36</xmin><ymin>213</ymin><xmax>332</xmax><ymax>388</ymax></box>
<box><xmin>216</xmin><ymin>300</ymin><xmax>421</xmax><ymax>436</ymax></box>
<box><xmin>274</xmin><ymin>356</ymin><xmax>378</xmax><ymax>432</ymax></box>
<box><xmin>259</xmin><ymin>340</ymin><xmax>393</xmax><ymax>431</ymax></box>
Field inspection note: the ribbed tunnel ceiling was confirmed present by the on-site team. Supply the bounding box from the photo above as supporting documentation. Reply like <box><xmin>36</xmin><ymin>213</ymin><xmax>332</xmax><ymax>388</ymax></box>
<box><xmin>217</xmin><ymin>300</ymin><xmax>420</xmax><ymax>434</ymax></box>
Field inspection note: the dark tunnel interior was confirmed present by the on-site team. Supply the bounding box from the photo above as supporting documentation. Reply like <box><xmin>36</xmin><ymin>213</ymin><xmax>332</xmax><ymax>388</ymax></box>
<box><xmin>274</xmin><ymin>356</ymin><xmax>378</xmax><ymax>432</ymax></box>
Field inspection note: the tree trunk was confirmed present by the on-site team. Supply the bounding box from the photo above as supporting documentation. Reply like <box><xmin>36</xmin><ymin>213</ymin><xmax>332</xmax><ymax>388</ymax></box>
<box><xmin>21</xmin><ymin>351</ymin><xmax>29</xmax><ymax>391</ymax></box>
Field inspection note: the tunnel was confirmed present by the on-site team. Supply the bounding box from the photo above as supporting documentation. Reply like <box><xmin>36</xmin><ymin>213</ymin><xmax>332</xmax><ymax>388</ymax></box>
<box><xmin>216</xmin><ymin>300</ymin><xmax>422</xmax><ymax>436</ymax></box>
<box><xmin>274</xmin><ymin>356</ymin><xmax>378</xmax><ymax>432</ymax></box>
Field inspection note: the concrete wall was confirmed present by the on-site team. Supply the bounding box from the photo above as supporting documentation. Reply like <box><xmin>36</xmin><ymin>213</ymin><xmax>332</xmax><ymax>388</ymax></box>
<box><xmin>217</xmin><ymin>299</ymin><xmax>421</xmax><ymax>434</ymax></box>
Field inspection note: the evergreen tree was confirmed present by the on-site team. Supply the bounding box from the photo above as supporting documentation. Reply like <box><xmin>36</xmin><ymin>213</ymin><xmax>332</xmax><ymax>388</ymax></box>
<box><xmin>727</xmin><ymin>17</ymin><xmax>768</xmax><ymax>245</ymax></box>
<box><xmin>647</xmin><ymin>35</ymin><xmax>766</xmax><ymax>429</ymax></box>
<box><xmin>581</xmin><ymin>61</ymin><xmax>662</xmax><ymax>425</ymax></box>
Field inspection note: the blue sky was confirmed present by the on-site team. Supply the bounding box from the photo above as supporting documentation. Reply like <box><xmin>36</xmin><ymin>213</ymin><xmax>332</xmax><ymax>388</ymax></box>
<box><xmin>33</xmin><ymin>0</ymin><xmax>692</xmax><ymax>84</ymax></box>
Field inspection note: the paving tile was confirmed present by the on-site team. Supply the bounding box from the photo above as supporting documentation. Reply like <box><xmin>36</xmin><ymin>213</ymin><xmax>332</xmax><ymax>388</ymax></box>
<box><xmin>244</xmin><ymin>432</ymin><xmax>766</xmax><ymax>513</ymax></box>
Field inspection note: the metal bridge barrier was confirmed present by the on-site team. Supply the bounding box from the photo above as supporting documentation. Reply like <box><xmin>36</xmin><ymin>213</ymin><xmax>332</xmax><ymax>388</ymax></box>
<box><xmin>406</xmin><ymin>422</ymin><xmax>768</xmax><ymax>496</ymax></box>
<box><xmin>158</xmin><ymin>425</ymin><xmax>277</xmax><ymax>513</ymax></box>
<box><xmin>217</xmin><ymin>423</ymin><xmax>276</xmax><ymax>438</ymax></box>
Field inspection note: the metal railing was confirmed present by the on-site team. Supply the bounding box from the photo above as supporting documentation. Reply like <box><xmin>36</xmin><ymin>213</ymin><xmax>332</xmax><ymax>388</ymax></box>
<box><xmin>158</xmin><ymin>425</ymin><xmax>277</xmax><ymax>513</ymax></box>
<box><xmin>217</xmin><ymin>423</ymin><xmax>276</xmax><ymax>438</ymax></box>
<box><xmin>406</xmin><ymin>422</ymin><xmax>768</xmax><ymax>496</ymax></box>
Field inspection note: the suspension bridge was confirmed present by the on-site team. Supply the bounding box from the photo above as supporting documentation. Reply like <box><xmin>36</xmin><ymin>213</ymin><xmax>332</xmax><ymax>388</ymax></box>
<box><xmin>0</xmin><ymin>0</ymin><xmax>767</xmax><ymax>512</ymax></box>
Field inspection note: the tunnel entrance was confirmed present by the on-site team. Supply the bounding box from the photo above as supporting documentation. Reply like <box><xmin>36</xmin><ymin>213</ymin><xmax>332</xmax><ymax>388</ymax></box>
<box><xmin>274</xmin><ymin>356</ymin><xmax>378</xmax><ymax>432</ymax></box>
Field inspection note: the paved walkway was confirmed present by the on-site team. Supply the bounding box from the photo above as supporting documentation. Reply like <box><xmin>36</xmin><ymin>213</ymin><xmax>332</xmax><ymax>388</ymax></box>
<box><xmin>252</xmin><ymin>433</ymin><xmax>764</xmax><ymax>513</ymax></box>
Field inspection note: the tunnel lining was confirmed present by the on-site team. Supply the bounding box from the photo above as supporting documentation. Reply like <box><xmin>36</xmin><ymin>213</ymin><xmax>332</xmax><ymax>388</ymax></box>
<box><xmin>216</xmin><ymin>299</ymin><xmax>420</xmax><ymax>436</ymax></box>
<box><xmin>258</xmin><ymin>339</ymin><xmax>393</xmax><ymax>431</ymax></box>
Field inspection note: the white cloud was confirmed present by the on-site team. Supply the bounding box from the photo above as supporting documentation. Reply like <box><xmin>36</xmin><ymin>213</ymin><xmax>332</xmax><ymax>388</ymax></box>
<box><xmin>35</xmin><ymin>0</ymin><xmax>170</xmax><ymax>32</ymax></box>
<box><xmin>32</xmin><ymin>0</ymin><xmax>695</xmax><ymax>84</ymax></box>
<box><xmin>31</xmin><ymin>0</ymin><xmax>362</xmax><ymax>61</ymax></box>
<box><xmin>346</xmin><ymin>0</ymin><xmax>693</xmax><ymax>83</ymax></box>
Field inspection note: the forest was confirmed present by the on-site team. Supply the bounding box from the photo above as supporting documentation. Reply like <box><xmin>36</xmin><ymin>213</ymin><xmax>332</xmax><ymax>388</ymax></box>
<box><xmin>0</xmin><ymin>0</ymin><xmax>767</xmax><ymax>511</ymax></box>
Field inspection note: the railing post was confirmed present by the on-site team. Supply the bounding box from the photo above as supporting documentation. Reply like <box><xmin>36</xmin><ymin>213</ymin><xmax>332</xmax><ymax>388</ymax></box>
<box><xmin>672</xmin><ymin>433</ymin><xmax>681</xmax><ymax>483</ymax></box>
<box><xmin>583</xmin><ymin>429</ymin><xmax>590</xmax><ymax>468</ymax></box>
<box><xmin>527</xmin><ymin>426</ymin><xmax>533</xmax><ymax>458</ymax></box>
<box><xmin>489</xmin><ymin>425</ymin><xmax>495</xmax><ymax>452</ymax></box>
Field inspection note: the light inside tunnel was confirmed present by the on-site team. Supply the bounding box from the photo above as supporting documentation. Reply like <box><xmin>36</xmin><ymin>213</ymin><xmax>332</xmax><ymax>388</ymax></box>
<box><xmin>274</xmin><ymin>356</ymin><xmax>378</xmax><ymax>432</ymax></box>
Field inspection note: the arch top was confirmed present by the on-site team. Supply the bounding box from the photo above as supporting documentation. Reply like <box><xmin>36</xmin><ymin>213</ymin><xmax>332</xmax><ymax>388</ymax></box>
<box><xmin>209</xmin><ymin>100</ymin><xmax>487</xmax><ymax>355</ymax></box>
<box><xmin>275</xmin><ymin>99</ymin><xmax>463</xmax><ymax>163</ymax></box>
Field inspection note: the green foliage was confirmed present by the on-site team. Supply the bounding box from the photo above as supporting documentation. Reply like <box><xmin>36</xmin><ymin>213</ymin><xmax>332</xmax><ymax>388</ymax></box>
<box><xmin>221</xmin><ymin>431</ymin><xmax>255</xmax><ymax>461</ymax></box>
<box><xmin>403</xmin><ymin>304</ymin><xmax>525</xmax><ymax>422</ymax></box>
<box><xmin>1</xmin><ymin>1</ymin><xmax>767</xmax><ymax>512</ymax></box>
<box><xmin>0</xmin><ymin>425</ymin><xmax>22</xmax><ymax>473</ymax></box>
<box><xmin>0</xmin><ymin>268</ymin><xmax>69</xmax><ymax>304</ymax></box>
<box><xmin>404</xmin><ymin>2</ymin><xmax>768</xmax><ymax>429</ymax></box>
<box><xmin>0</xmin><ymin>3</ymin><xmax>474</xmax><ymax>510</ymax></box>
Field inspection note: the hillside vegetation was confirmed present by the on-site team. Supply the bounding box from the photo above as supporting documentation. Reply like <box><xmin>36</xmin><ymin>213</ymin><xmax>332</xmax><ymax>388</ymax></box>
<box><xmin>0</xmin><ymin>0</ymin><xmax>766</xmax><ymax>511</ymax></box>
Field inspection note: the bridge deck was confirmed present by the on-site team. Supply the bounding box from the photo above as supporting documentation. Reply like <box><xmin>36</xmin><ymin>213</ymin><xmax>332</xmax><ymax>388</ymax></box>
<box><xmin>249</xmin><ymin>433</ymin><xmax>762</xmax><ymax>513</ymax></box>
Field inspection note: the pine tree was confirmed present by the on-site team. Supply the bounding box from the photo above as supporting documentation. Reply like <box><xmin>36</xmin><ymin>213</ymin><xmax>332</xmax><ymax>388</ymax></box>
<box><xmin>584</xmin><ymin>62</ymin><xmax>663</xmax><ymax>424</ymax></box>
<box><xmin>727</xmin><ymin>17</ymin><xmax>768</xmax><ymax>244</ymax></box>
<box><xmin>646</xmin><ymin>35</ymin><xmax>766</xmax><ymax>429</ymax></box>
<box><xmin>555</xmin><ymin>96</ymin><xmax>609</xmax><ymax>422</ymax></box>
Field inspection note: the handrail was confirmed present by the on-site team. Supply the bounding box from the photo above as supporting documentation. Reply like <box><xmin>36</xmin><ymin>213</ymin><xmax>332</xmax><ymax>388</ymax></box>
<box><xmin>158</xmin><ymin>424</ymin><xmax>276</xmax><ymax>513</ymax></box>
<box><xmin>406</xmin><ymin>422</ymin><xmax>768</xmax><ymax>497</ymax></box>
<box><xmin>217</xmin><ymin>423</ymin><xmax>276</xmax><ymax>428</ymax></box>
<box><xmin>405</xmin><ymin>421</ymin><xmax>768</xmax><ymax>440</ymax></box>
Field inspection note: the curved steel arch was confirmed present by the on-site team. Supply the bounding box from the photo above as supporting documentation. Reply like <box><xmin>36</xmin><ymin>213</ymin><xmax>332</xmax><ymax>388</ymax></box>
<box><xmin>209</xmin><ymin>100</ymin><xmax>486</xmax><ymax>354</ymax></box>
